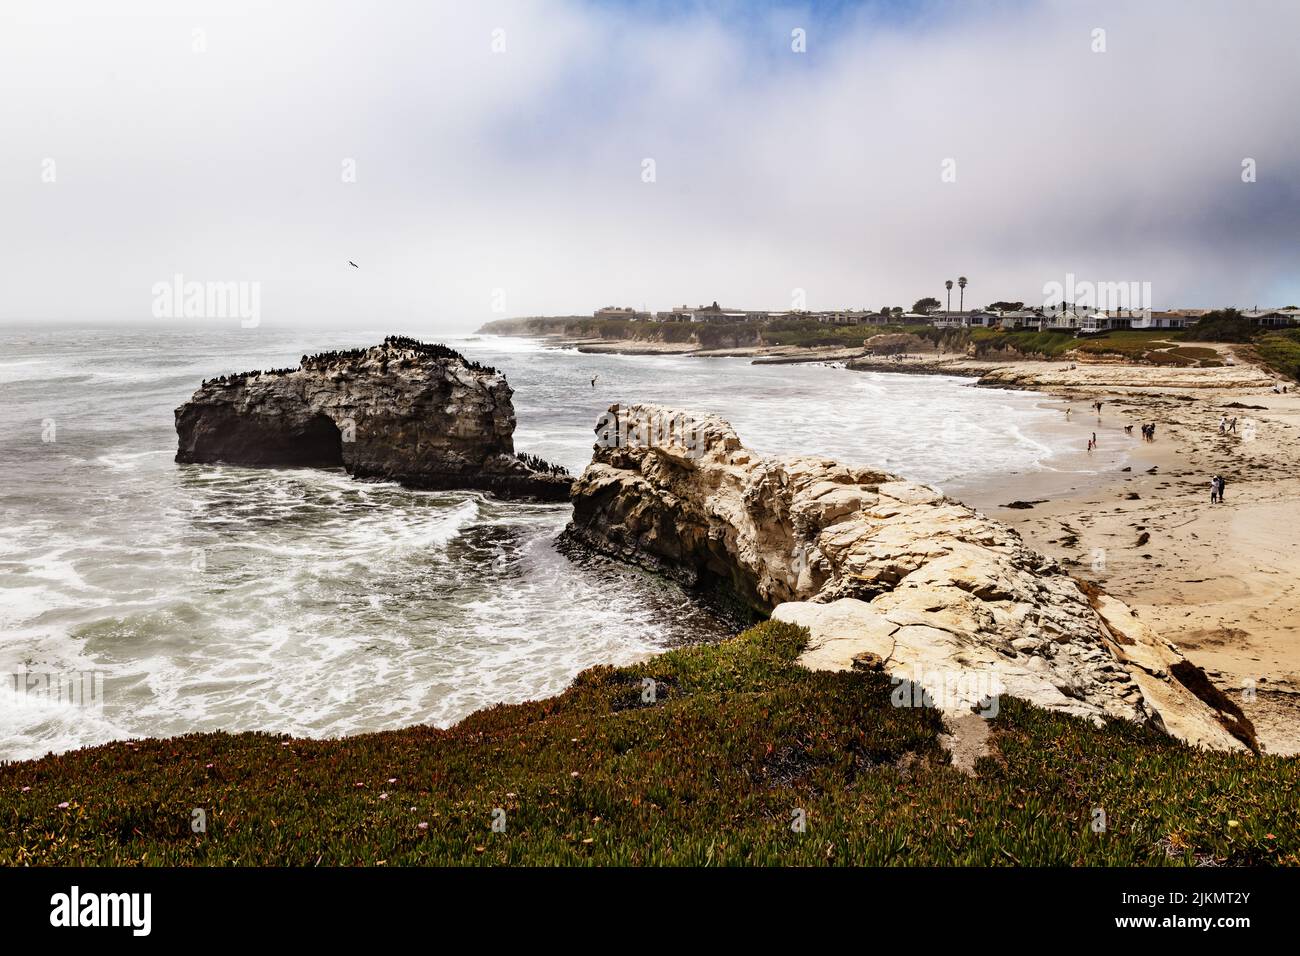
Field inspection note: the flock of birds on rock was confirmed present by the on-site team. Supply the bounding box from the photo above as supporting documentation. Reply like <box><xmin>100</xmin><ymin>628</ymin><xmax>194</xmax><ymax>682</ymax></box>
<box><xmin>200</xmin><ymin>367</ymin><xmax>296</xmax><ymax>388</ymax></box>
<box><xmin>201</xmin><ymin>336</ymin><xmax>497</xmax><ymax>388</ymax></box>
<box><xmin>297</xmin><ymin>337</ymin><xmax>497</xmax><ymax>375</ymax></box>
<box><xmin>516</xmin><ymin>452</ymin><xmax>571</xmax><ymax>477</ymax></box>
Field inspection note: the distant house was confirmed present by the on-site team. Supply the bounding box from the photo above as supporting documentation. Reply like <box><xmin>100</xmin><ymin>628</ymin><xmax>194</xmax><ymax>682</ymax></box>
<box><xmin>687</xmin><ymin>303</ymin><xmax>724</xmax><ymax>322</ymax></box>
<box><xmin>658</xmin><ymin>308</ymin><xmax>693</xmax><ymax>322</ymax></box>
<box><xmin>1078</xmin><ymin>312</ymin><xmax>1133</xmax><ymax>334</ymax></box>
<box><xmin>993</xmin><ymin>309</ymin><xmax>1041</xmax><ymax>330</ymax></box>
<box><xmin>1243</xmin><ymin>309</ymin><xmax>1299</xmax><ymax>328</ymax></box>
<box><xmin>1040</xmin><ymin>308</ymin><xmax>1109</xmax><ymax>332</ymax></box>
<box><xmin>594</xmin><ymin>306</ymin><xmax>650</xmax><ymax>322</ymax></box>
<box><xmin>686</xmin><ymin>302</ymin><xmax>750</xmax><ymax>323</ymax></box>
<box><xmin>1130</xmin><ymin>311</ymin><xmax>1195</xmax><ymax>330</ymax></box>
<box><xmin>930</xmin><ymin>310</ymin><xmax>996</xmax><ymax>329</ymax></box>
<box><xmin>818</xmin><ymin>310</ymin><xmax>874</xmax><ymax>325</ymax></box>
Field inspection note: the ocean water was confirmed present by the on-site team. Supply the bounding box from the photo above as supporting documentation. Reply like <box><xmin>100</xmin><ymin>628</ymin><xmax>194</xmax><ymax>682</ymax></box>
<box><xmin>0</xmin><ymin>327</ymin><xmax>1107</xmax><ymax>760</ymax></box>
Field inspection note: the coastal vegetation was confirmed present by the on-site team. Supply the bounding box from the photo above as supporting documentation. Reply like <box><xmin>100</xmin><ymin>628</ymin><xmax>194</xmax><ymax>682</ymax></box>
<box><xmin>1254</xmin><ymin>329</ymin><xmax>1300</xmax><ymax>380</ymax></box>
<box><xmin>3</xmin><ymin>621</ymin><xmax>1294</xmax><ymax>866</ymax></box>
<box><xmin>1182</xmin><ymin>309</ymin><xmax>1300</xmax><ymax>380</ymax></box>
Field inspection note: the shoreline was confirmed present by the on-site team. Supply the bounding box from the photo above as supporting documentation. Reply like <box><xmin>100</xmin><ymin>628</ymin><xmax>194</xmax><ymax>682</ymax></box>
<box><xmin>9</xmin><ymin>332</ymin><xmax>1298</xmax><ymax>763</ymax></box>
<box><xmin>502</xmin><ymin>331</ymin><xmax>1300</xmax><ymax>754</ymax></box>
<box><xmin>934</xmin><ymin>376</ymin><xmax>1300</xmax><ymax>754</ymax></box>
<box><xmin>984</xmin><ymin>384</ymin><xmax>1300</xmax><ymax>755</ymax></box>
<box><xmin>520</xmin><ymin>332</ymin><xmax>870</xmax><ymax>363</ymax></box>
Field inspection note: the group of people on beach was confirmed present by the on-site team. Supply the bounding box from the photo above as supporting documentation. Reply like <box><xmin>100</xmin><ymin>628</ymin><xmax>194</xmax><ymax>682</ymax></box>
<box><xmin>1066</xmin><ymin>393</ymin><xmax>1247</xmax><ymax>505</ymax></box>
<box><xmin>1072</xmin><ymin>400</ymin><xmax>1158</xmax><ymax>449</ymax></box>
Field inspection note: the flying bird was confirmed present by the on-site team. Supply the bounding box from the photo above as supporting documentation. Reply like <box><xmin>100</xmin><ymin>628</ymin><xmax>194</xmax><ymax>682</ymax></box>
<box><xmin>349</xmin><ymin>261</ymin><xmax>359</xmax><ymax>268</ymax></box>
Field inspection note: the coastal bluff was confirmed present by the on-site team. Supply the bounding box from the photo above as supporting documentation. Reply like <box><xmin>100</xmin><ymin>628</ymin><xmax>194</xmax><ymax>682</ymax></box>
<box><xmin>563</xmin><ymin>403</ymin><xmax>1256</xmax><ymax>752</ymax></box>
<box><xmin>175</xmin><ymin>336</ymin><xmax>571</xmax><ymax>501</ymax></box>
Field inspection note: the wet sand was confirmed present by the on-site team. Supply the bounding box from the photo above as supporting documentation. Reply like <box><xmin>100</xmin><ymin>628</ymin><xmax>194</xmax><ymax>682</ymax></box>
<box><xmin>959</xmin><ymin>384</ymin><xmax>1300</xmax><ymax>754</ymax></box>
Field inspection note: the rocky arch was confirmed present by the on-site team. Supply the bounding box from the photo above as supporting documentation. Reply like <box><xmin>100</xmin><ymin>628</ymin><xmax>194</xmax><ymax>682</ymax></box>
<box><xmin>282</xmin><ymin>413</ymin><xmax>344</xmax><ymax>467</ymax></box>
<box><xmin>174</xmin><ymin>404</ymin><xmax>343</xmax><ymax>468</ymax></box>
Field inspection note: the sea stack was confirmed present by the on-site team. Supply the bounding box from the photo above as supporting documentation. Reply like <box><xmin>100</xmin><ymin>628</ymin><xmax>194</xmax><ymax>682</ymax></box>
<box><xmin>563</xmin><ymin>402</ymin><xmax>1256</xmax><ymax>752</ymax></box>
<box><xmin>175</xmin><ymin>336</ymin><xmax>571</xmax><ymax>501</ymax></box>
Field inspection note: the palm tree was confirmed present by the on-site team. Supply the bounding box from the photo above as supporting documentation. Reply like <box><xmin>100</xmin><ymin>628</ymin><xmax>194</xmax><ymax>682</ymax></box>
<box><xmin>958</xmin><ymin>276</ymin><xmax>967</xmax><ymax>313</ymax></box>
<box><xmin>945</xmin><ymin>279</ymin><xmax>953</xmax><ymax>317</ymax></box>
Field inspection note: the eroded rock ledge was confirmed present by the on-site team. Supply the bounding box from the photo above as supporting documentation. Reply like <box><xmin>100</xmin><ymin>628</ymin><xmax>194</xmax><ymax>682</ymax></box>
<box><xmin>175</xmin><ymin>337</ymin><xmax>571</xmax><ymax>501</ymax></box>
<box><xmin>563</xmin><ymin>403</ymin><xmax>1256</xmax><ymax>752</ymax></box>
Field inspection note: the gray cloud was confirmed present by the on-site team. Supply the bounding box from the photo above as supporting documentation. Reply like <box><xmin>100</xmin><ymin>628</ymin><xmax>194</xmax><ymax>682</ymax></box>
<box><xmin>2</xmin><ymin>0</ymin><xmax>1297</xmax><ymax>330</ymax></box>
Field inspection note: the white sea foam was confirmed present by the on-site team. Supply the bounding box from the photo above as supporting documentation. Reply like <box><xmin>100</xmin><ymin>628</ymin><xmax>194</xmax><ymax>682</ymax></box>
<box><xmin>0</xmin><ymin>327</ymin><xmax>1109</xmax><ymax>760</ymax></box>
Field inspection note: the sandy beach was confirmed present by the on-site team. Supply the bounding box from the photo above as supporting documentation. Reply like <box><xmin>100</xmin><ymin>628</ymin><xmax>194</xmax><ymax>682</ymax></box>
<box><xmin>498</xmin><ymin>331</ymin><xmax>1300</xmax><ymax>752</ymax></box>
<box><xmin>943</xmin><ymin>359</ymin><xmax>1300</xmax><ymax>754</ymax></box>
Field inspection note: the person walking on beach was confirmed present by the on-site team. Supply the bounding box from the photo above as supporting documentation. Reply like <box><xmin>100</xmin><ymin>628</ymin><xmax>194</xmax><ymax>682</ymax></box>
<box><xmin>1217</xmin><ymin>475</ymin><xmax>1227</xmax><ymax>503</ymax></box>
<box><xmin>1229</xmin><ymin>416</ymin><xmax>1238</xmax><ymax>433</ymax></box>
<box><xmin>1219</xmin><ymin>415</ymin><xmax>1228</xmax><ymax>434</ymax></box>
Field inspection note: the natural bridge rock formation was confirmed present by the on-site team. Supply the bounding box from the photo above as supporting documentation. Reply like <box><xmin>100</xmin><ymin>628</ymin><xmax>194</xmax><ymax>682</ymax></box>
<box><xmin>175</xmin><ymin>337</ymin><xmax>571</xmax><ymax>501</ymax></box>
<box><xmin>563</xmin><ymin>403</ymin><xmax>1255</xmax><ymax>752</ymax></box>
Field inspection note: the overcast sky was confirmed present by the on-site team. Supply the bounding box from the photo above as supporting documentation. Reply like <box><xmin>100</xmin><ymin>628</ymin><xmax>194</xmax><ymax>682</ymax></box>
<box><xmin>2</xmin><ymin>0</ymin><xmax>1297</xmax><ymax>331</ymax></box>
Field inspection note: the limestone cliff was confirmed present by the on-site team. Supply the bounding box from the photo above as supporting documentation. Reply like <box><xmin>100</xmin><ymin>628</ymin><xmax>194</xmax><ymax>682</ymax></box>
<box><xmin>563</xmin><ymin>403</ymin><xmax>1255</xmax><ymax>752</ymax></box>
<box><xmin>175</xmin><ymin>336</ymin><xmax>571</xmax><ymax>501</ymax></box>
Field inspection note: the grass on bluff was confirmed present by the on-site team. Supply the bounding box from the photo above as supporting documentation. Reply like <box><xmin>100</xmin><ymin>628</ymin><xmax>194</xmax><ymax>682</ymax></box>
<box><xmin>2</xmin><ymin>622</ymin><xmax>1296</xmax><ymax>866</ymax></box>
<box><xmin>1254</xmin><ymin>328</ymin><xmax>1300</xmax><ymax>380</ymax></box>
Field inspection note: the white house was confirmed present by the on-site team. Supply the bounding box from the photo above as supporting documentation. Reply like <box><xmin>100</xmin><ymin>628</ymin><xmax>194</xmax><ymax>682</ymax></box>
<box><xmin>929</xmin><ymin>310</ymin><xmax>996</xmax><ymax>329</ymax></box>
<box><xmin>1077</xmin><ymin>312</ymin><xmax>1135</xmax><ymax>333</ymax></box>
<box><xmin>1040</xmin><ymin>308</ymin><xmax>1107</xmax><ymax>331</ymax></box>
<box><xmin>1243</xmin><ymin>309</ymin><xmax>1300</xmax><ymax>328</ymax></box>
<box><xmin>1129</xmin><ymin>311</ymin><xmax>1195</xmax><ymax>330</ymax></box>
